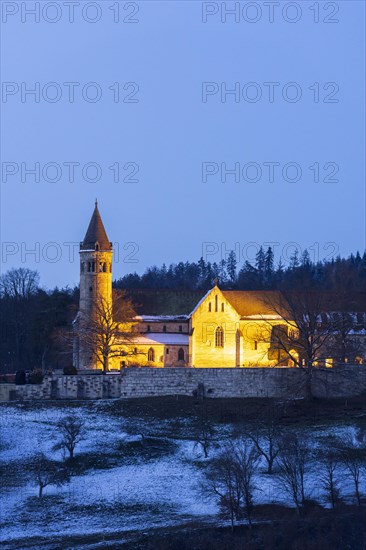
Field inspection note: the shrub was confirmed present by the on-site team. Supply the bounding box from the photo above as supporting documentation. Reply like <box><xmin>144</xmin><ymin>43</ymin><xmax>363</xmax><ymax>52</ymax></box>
<box><xmin>29</xmin><ymin>369</ymin><xmax>44</xmax><ymax>384</ymax></box>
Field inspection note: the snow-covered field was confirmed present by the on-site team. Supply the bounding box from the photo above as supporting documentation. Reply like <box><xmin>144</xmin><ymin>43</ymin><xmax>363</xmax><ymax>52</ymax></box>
<box><xmin>0</xmin><ymin>401</ymin><xmax>364</xmax><ymax>549</ymax></box>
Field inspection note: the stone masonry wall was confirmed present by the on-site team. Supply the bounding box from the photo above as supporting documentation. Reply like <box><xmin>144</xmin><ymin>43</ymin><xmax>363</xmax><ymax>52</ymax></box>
<box><xmin>0</xmin><ymin>366</ymin><xmax>365</xmax><ymax>402</ymax></box>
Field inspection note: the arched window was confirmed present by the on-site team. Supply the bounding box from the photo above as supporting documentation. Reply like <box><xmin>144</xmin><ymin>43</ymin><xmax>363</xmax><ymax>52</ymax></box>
<box><xmin>215</xmin><ymin>326</ymin><xmax>224</xmax><ymax>348</ymax></box>
<box><xmin>178</xmin><ymin>348</ymin><xmax>185</xmax><ymax>361</ymax></box>
<box><xmin>95</xmin><ymin>243</ymin><xmax>99</xmax><ymax>251</ymax></box>
<box><xmin>148</xmin><ymin>348</ymin><xmax>155</xmax><ymax>362</ymax></box>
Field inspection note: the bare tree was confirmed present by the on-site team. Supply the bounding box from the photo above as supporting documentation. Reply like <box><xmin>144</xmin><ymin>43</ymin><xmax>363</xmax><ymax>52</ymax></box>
<box><xmin>277</xmin><ymin>435</ymin><xmax>310</xmax><ymax>514</ymax></box>
<box><xmin>336</xmin><ymin>432</ymin><xmax>366</xmax><ymax>507</ymax></box>
<box><xmin>234</xmin><ymin>440</ymin><xmax>260</xmax><ymax>526</ymax></box>
<box><xmin>75</xmin><ymin>290</ymin><xmax>143</xmax><ymax>372</ymax></box>
<box><xmin>317</xmin><ymin>442</ymin><xmax>342</xmax><ymax>509</ymax></box>
<box><xmin>262</xmin><ymin>291</ymin><xmax>339</xmax><ymax>398</ymax></box>
<box><xmin>28</xmin><ymin>452</ymin><xmax>69</xmax><ymax>498</ymax></box>
<box><xmin>243</xmin><ymin>412</ymin><xmax>283</xmax><ymax>474</ymax></box>
<box><xmin>193</xmin><ymin>415</ymin><xmax>215</xmax><ymax>458</ymax></box>
<box><xmin>53</xmin><ymin>415</ymin><xmax>85</xmax><ymax>462</ymax></box>
<box><xmin>202</xmin><ymin>442</ymin><xmax>259</xmax><ymax>530</ymax></box>
<box><xmin>0</xmin><ymin>268</ymin><xmax>40</xmax><ymax>371</ymax></box>
<box><xmin>0</xmin><ymin>268</ymin><xmax>39</xmax><ymax>299</ymax></box>
<box><xmin>330</xmin><ymin>311</ymin><xmax>365</xmax><ymax>365</ymax></box>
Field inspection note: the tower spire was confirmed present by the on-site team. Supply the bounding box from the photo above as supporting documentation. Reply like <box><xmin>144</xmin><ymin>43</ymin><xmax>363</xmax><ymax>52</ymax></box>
<box><xmin>81</xmin><ymin>202</ymin><xmax>112</xmax><ymax>251</ymax></box>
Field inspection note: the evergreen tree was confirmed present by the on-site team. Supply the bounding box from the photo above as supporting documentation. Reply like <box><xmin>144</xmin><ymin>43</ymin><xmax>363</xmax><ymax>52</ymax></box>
<box><xmin>255</xmin><ymin>246</ymin><xmax>266</xmax><ymax>286</ymax></box>
<box><xmin>289</xmin><ymin>249</ymin><xmax>300</xmax><ymax>270</ymax></box>
<box><xmin>226</xmin><ymin>251</ymin><xmax>237</xmax><ymax>285</ymax></box>
<box><xmin>264</xmin><ymin>247</ymin><xmax>274</xmax><ymax>287</ymax></box>
<box><xmin>301</xmin><ymin>249</ymin><xmax>311</xmax><ymax>266</ymax></box>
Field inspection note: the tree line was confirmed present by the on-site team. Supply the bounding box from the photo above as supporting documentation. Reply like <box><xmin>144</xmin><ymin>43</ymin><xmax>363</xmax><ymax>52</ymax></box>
<box><xmin>114</xmin><ymin>249</ymin><xmax>366</xmax><ymax>291</ymax></box>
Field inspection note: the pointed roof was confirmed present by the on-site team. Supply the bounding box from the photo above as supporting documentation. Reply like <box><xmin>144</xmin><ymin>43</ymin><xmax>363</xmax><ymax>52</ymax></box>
<box><xmin>81</xmin><ymin>201</ymin><xmax>112</xmax><ymax>251</ymax></box>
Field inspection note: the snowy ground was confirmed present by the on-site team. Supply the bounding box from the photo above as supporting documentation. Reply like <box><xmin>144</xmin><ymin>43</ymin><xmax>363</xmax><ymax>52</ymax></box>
<box><xmin>0</xmin><ymin>401</ymin><xmax>364</xmax><ymax>549</ymax></box>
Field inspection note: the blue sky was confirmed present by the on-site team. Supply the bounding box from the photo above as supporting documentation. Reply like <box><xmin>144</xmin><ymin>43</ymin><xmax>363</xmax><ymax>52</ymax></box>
<box><xmin>1</xmin><ymin>0</ymin><xmax>365</xmax><ymax>288</ymax></box>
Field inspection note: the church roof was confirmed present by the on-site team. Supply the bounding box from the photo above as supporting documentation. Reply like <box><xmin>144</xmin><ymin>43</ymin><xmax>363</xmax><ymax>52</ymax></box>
<box><xmin>222</xmin><ymin>290</ymin><xmax>366</xmax><ymax>317</ymax></box>
<box><xmin>221</xmin><ymin>290</ymin><xmax>284</xmax><ymax>317</ymax></box>
<box><xmin>81</xmin><ymin>202</ymin><xmax>112</xmax><ymax>251</ymax></box>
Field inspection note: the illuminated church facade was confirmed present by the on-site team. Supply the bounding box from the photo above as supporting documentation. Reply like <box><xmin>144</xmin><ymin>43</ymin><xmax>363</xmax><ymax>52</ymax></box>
<box><xmin>74</xmin><ymin>204</ymin><xmax>366</xmax><ymax>371</ymax></box>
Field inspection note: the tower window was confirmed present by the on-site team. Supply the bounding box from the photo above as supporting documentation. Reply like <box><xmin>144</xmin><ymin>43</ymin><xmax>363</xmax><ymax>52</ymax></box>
<box><xmin>89</xmin><ymin>286</ymin><xmax>92</xmax><ymax>292</ymax></box>
<box><xmin>221</xmin><ymin>303</ymin><xmax>224</xmax><ymax>312</ymax></box>
<box><xmin>91</xmin><ymin>261</ymin><xmax>95</xmax><ymax>272</ymax></box>
<box><xmin>99</xmin><ymin>262</ymin><xmax>103</xmax><ymax>272</ymax></box>
<box><xmin>81</xmin><ymin>262</ymin><xmax>84</xmax><ymax>273</ymax></box>
<box><xmin>208</xmin><ymin>302</ymin><xmax>211</xmax><ymax>312</ymax></box>
<box><xmin>179</xmin><ymin>325</ymin><xmax>182</xmax><ymax>332</ymax></box>
<box><xmin>215</xmin><ymin>326</ymin><xmax>224</xmax><ymax>348</ymax></box>
<box><xmin>95</xmin><ymin>243</ymin><xmax>99</xmax><ymax>251</ymax></box>
<box><xmin>134</xmin><ymin>348</ymin><xmax>137</xmax><ymax>354</ymax></box>
<box><xmin>88</xmin><ymin>262</ymin><xmax>91</xmax><ymax>272</ymax></box>
<box><xmin>147</xmin><ymin>325</ymin><xmax>151</xmax><ymax>332</ymax></box>
<box><xmin>215</xmin><ymin>295</ymin><xmax>218</xmax><ymax>312</ymax></box>
<box><xmin>163</xmin><ymin>325</ymin><xmax>166</xmax><ymax>332</ymax></box>
<box><xmin>178</xmin><ymin>348</ymin><xmax>185</xmax><ymax>361</ymax></box>
<box><xmin>166</xmin><ymin>348</ymin><xmax>169</xmax><ymax>355</ymax></box>
<box><xmin>148</xmin><ymin>348</ymin><xmax>155</xmax><ymax>362</ymax></box>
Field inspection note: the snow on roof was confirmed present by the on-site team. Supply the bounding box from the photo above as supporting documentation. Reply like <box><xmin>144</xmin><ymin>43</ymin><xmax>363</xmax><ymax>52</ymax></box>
<box><xmin>189</xmin><ymin>287</ymin><xmax>214</xmax><ymax>316</ymax></box>
<box><xmin>136</xmin><ymin>315</ymin><xmax>189</xmax><ymax>322</ymax></box>
<box><xmin>120</xmin><ymin>333</ymin><xmax>189</xmax><ymax>346</ymax></box>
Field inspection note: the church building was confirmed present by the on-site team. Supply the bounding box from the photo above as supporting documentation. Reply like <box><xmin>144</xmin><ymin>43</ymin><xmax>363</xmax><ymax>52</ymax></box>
<box><xmin>74</xmin><ymin>204</ymin><xmax>366</xmax><ymax>371</ymax></box>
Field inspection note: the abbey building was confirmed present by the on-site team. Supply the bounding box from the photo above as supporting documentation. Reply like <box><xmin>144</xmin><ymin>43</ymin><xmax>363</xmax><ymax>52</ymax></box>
<box><xmin>73</xmin><ymin>204</ymin><xmax>366</xmax><ymax>371</ymax></box>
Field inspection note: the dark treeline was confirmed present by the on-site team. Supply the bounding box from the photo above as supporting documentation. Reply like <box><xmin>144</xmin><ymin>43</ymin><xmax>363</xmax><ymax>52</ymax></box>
<box><xmin>114</xmin><ymin>248</ymin><xmax>366</xmax><ymax>292</ymax></box>
<box><xmin>1</xmin><ymin>250</ymin><xmax>365</xmax><ymax>373</ymax></box>
<box><xmin>0</xmin><ymin>268</ymin><xmax>78</xmax><ymax>373</ymax></box>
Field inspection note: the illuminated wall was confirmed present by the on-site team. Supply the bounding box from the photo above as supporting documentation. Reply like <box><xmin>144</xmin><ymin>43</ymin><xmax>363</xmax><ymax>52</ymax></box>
<box><xmin>189</xmin><ymin>287</ymin><xmax>289</xmax><ymax>368</ymax></box>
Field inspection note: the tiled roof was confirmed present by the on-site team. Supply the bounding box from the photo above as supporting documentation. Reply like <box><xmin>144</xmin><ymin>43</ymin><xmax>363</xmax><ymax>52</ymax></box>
<box><xmin>81</xmin><ymin>202</ymin><xmax>112</xmax><ymax>251</ymax></box>
<box><xmin>221</xmin><ymin>290</ymin><xmax>284</xmax><ymax>316</ymax></box>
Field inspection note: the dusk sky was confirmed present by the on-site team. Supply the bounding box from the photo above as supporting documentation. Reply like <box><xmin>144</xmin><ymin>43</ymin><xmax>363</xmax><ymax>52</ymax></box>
<box><xmin>1</xmin><ymin>0</ymin><xmax>365</xmax><ymax>289</ymax></box>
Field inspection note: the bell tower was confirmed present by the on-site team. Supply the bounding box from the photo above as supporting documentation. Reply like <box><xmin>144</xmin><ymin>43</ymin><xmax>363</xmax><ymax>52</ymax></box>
<box><xmin>77</xmin><ymin>200</ymin><xmax>113</xmax><ymax>369</ymax></box>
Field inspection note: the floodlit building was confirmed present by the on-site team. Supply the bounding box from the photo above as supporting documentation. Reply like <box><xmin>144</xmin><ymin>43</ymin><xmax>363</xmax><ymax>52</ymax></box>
<box><xmin>74</xmin><ymin>204</ymin><xmax>366</xmax><ymax>371</ymax></box>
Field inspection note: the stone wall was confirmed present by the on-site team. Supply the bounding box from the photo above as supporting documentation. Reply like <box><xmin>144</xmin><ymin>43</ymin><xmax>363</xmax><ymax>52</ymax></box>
<box><xmin>0</xmin><ymin>366</ymin><xmax>365</xmax><ymax>402</ymax></box>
